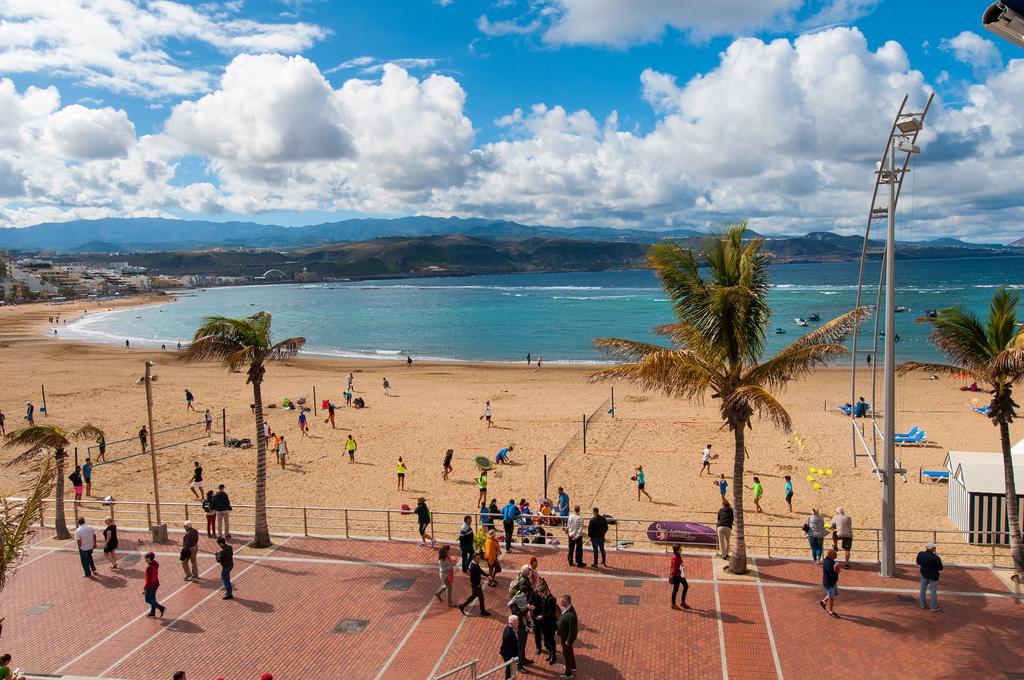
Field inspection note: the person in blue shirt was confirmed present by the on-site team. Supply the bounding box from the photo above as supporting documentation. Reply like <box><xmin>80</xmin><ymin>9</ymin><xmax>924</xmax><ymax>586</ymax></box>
<box><xmin>501</xmin><ymin>499</ymin><xmax>520</xmax><ymax>551</ymax></box>
<box><xmin>635</xmin><ymin>465</ymin><xmax>652</xmax><ymax>501</ymax></box>
<box><xmin>83</xmin><ymin>458</ymin><xmax>93</xmax><ymax>497</ymax></box>
<box><xmin>820</xmin><ymin>548</ymin><xmax>841</xmax><ymax>618</ymax></box>
<box><xmin>784</xmin><ymin>475</ymin><xmax>794</xmax><ymax>513</ymax></box>
<box><xmin>714</xmin><ymin>473</ymin><xmax>729</xmax><ymax>504</ymax></box>
<box><xmin>557</xmin><ymin>487</ymin><xmax>570</xmax><ymax>518</ymax></box>
<box><xmin>495</xmin><ymin>446</ymin><xmax>511</xmax><ymax>464</ymax></box>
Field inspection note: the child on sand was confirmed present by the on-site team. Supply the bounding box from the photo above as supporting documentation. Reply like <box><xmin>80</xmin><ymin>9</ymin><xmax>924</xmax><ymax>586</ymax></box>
<box><xmin>784</xmin><ymin>475</ymin><xmax>794</xmax><ymax>512</ymax></box>
<box><xmin>345</xmin><ymin>434</ymin><xmax>357</xmax><ymax>463</ymax></box>
<box><xmin>277</xmin><ymin>436</ymin><xmax>288</xmax><ymax>469</ymax></box>
<box><xmin>397</xmin><ymin>457</ymin><xmax>407</xmax><ymax>490</ymax></box>
<box><xmin>325</xmin><ymin>402</ymin><xmax>336</xmax><ymax>428</ymax></box>
<box><xmin>298</xmin><ymin>411</ymin><xmax>308</xmax><ymax>436</ymax></box>
<box><xmin>69</xmin><ymin>466</ymin><xmax>84</xmax><ymax>501</ymax></box>
<box><xmin>751</xmin><ymin>477</ymin><xmax>764</xmax><ymax>512</ymax></box>
<box><xmin>83</xmin><ymin>458</ymin><xmax>93</xmax><ymax>497</ymax></box>
<box><xmin>715</xmin><ymin>474</ymin><xmax>728</xmax><ymax>503</ymax></box>
<box><xmin>443</xmin><ymin>449</ymin><xmax>454</xmax><ymax>480</ymax></box>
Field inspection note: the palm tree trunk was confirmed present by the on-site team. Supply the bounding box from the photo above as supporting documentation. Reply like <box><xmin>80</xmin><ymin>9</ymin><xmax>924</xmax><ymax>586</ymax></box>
<box><xmin>251</xmin><ymin>372</ymin><xmax>271</xmax><ymax>548</ymax></box>
<box><xmin>728</xmin><ymin>424</ymin><xmax>748</xmax><ymax>574</ymax></box>
<box><xmin>54</xmin><ymin>448</ymin><xmax>70</xmax><ymax>540</ymax></box>
<box><xmin>999</xmin><ymin>421</ymin><xmax>1024</xmax><ymax>580</ymax></box>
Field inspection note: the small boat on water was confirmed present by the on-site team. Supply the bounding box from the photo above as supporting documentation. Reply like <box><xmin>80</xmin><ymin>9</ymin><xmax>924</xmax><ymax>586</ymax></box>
<box><xmin>808</xmin><ymin>312</ymin><xmax>820</xmax><ymax>322</ymax></box>
<box><xmin>775</xmin><ymin>328</ymin><xmax>787</xmax><ymax>334</ymax></box>
<box><xmin>795</xmin><ymin>318</ymin><xmax>809</xmax><ymax>327</ymax></box>
<box><xmin>925</xmin><ymin>309</ymin><xmax>938</xmax><ymax>318</ymax></box>
<box><xmin>894</xmin><ymin>306</ymin><xmax>910</xmax><ymax>313</ymax></box>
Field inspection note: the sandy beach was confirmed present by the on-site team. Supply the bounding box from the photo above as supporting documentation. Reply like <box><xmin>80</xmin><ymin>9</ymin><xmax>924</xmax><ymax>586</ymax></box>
<box><xmin>0</xmin><ymin>297</ymin><xmax>1009</xmax><ymax>538</ymax></box>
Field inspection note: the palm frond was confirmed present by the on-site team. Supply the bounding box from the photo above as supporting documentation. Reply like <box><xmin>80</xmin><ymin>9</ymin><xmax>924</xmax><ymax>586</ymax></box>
<box><xmin>267</xmin><ymin>337</ymin><xmax>306</xmax><ymax>362</ymax></box>
<box><xmin>725</xmin><ymin>385</ymin><xmax>793</xmax><ymax>431</ymax></box>
<box><xmin>897</xmin><ymin>361</ymin><xmax>969</xmax><ymax>379</ymax></box>
<box><xmin>922</xmin><ymin>305</ymin><xmax>994</xmax><ymax>373</ymax></box>
<box><xmin>69</xmin><ymin>424</ymin><xmax>104</xmax><ymax>442</ymax></box>
<box><xmin>593</xmin><ymin>337</ymin><xmax>672</xmax><ymax>362</ymax></box>
<box><xmin>993</xmin><ymin>346</ymin><xmax>1024</xmax><ymax>383</ymax></box>
<box><xmin>589</xmin><ymin>348</ymin><xmax>718</xmax><ymax>400</ymax></box>
<box><xmin>179</xmin><ymin>335</ymin><xmax>248</xmax><ymax>368</ymax></box>
<box><xmin>790</xmin><ymin>307</ymin><xmax>871</xmax><ymax>349</ymax></box>
<box><xmin>0</xmin><ymin>454</ymin><xmax>52</xmax><ymax>592</ymax></box>
<box><xmin>746</xmin><ymin>344</ymin><xmax>850</xmax><ymax>390</ymax></box>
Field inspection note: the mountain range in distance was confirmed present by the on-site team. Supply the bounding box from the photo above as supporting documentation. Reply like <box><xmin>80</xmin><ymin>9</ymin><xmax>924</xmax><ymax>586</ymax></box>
<box><xmin>0</xmin><ymin>217</ymin><xmax>1020</xmax><ymax>274</ymax></box>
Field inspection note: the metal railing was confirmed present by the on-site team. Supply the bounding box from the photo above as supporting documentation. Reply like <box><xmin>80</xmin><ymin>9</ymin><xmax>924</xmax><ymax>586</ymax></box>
<box><xmin>432</xmin><ymin>657</ymin><xmax>518</xmax><ymax>680</ymax></box>
<box><xmin>14</xmin><ymin>496</ymin><xmax>1017</xmax><ymax>569</ymax></box>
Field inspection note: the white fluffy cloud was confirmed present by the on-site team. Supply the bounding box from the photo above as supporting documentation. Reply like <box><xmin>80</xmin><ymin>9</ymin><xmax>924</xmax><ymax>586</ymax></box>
<box><xmin>1</xmin><ymin>26</ymin><xmax>1022</xmax><ymax>242</ymax></box>
<box><xmin>940</xmin><ymin>31</ymin><xmax>1003</xmax><ymax>75</ymax></box>
<box><xmin>0</xmin><ymin>0</ymin><xmax>328</xmax><ymax>97</ymax></box>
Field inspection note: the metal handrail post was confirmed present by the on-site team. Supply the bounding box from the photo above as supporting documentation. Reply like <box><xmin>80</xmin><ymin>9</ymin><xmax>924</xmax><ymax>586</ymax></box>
<box><xmin>303</xmin><ymin>507</ymin><xmax>309</xmax><ymax>536</ymax></box>
<box><xmin>345</xmin><ymin>509</ymin><xmax>349</xmax><ymax>538</ymax></box>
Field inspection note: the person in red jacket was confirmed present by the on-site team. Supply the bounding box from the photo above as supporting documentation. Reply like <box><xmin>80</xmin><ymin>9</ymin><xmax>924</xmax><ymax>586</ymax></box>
<box><xmin>143</xmin><ymin>552</ymin><xmax>165</xmax><ymax>618</ymax></box>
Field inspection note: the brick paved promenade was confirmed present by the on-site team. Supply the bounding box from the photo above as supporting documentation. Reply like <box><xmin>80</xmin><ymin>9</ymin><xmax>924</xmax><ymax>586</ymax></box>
<box><xmin>1</xmin><ymin>528</ymin><xmax>1022</xmax><ymax>680</ymax></box>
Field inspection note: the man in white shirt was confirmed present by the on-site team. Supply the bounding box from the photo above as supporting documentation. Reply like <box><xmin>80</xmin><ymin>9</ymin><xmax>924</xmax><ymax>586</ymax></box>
<box><xmin>75</xmin><ymin>516</ymin><xmax>98</xmax><ymax>577</ymax></box>
<box><xmin>700</xmin><ymin>444</ymin><xmax>712</xmax><ymax>476</ymax></box>
<box><xmin>832</xmin><ymin>507</ymin><xmax>854</xmax><ymax>566</ymax></box>
<box><xmin>566</xmin><ymin>506</ymin><xmax>584</xmax><ymax>568</ymax></box>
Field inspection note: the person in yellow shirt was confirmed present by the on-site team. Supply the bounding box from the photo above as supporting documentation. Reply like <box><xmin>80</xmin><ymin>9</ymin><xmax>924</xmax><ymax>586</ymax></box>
<box><xmin>345</xmin><ymin>434</ymin><xmax>357</xmax><ymax>463</ymax></box>
<box><xmin>396</xmin><ymin>457</ymin><xmax>407</xmax><ymax>490</ymax></box>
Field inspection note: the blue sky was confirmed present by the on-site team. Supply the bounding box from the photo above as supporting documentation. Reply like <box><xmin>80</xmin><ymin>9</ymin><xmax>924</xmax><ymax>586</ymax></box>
<box><xmin>0</xmin><ymin>0</ymin><xmax>1021</xmax><ymax>240</ymax></box>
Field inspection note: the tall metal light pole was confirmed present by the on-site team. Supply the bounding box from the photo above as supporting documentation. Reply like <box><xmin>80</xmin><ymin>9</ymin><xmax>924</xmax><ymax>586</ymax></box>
<box><xmin>141</xmin><ymin>360</ymin><xmax>167</xmax><ymax>542</ymax></box>
<box><xmin>880</xmin><ymin>140</ymin><xmax>898</xmax><ymax>577</ymax></box>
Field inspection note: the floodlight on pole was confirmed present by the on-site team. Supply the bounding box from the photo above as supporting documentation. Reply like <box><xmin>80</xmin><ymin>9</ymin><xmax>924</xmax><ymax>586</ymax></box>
<box><xmin>895</xmin><ymin>117</ymin><xmax>923</xmax><ymax>134</ymax></box>
<box><xmin>984</xmin><ymin>1</ymin><xmax>1024</xmax><ymax>49</ymax></box>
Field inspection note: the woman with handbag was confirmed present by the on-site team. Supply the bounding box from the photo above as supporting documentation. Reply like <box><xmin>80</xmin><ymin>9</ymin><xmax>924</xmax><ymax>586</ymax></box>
<box><xmin>670</xmin><ymin>544</ymin><xmax>690</xmax><ymax>610</ymax></box>
<box><xmin>435</xmin><ymin>545</ymin><xmax>456</xmax><ymax>606</ymax></box>
<box><xmin>804</xmin><ymin>508</ymin><xmax>827</xmax><ymax>564</ymax></box>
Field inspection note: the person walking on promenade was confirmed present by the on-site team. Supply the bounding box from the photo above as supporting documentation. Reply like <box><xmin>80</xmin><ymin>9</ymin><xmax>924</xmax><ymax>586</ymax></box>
<box><xmin>459</xmin><ymin>551</ymin><xmax>490</xmax><ymax>616</ymax></box>
<box><xmin>215</xmin><ymin>537</ymin><xmax>234</xmax><ymax>599</ymax></box>
<box><xmin>69</xmin><ymin>465</ymin><xmax>84</xmax><ymax>502</ymax></box>
<box><xmin>212</xmin><ymin>484</ymin><xmax>232</xmax><ymax>539</ymax></box>
<box><xmin>325</xmin><ymin>401</ymin><xmax>336</xmax><ymax>428</ymax></box>
<box><xmin>670</xmin><ymin>544</ymin><xmax>690</xmax><ymax>610</ymax></box>
<box><xmin>751</xmin><ymin>476</ymin><xmax>764</xmax><ymax>512</ymax></box>
<box><xmin>588</xmin><ymin>507</ymin><xmax>608</xmax><ymax>567</ymax></box>
<box><xmin>443</xmin><ymin>448</ymin><xmax>454</xmax><ymax>480</ymax></box>
<box><xmin>181</xmin><ymin>521</ymin><xmax>199</xmax><ymax>581</ymax></box>
<box><xmin>500</xmin><ymin>615</ymin><xmax>519</xmax><ymax>678</ymax></box>
<box><xmin>143</xmin><ymin>552</ymin><xmax>165</xmax><ymax>617</ymax></box>
<box><xmin>556</xmin><ymin>594</ymin><xmax>578</xmax><ymax>679</ymax></box>
<box><xmin>435</xmin><ymin>545</ymin><xmax>456</xmax><ymax>606</ymax></box>
<box><xmin>415</xmin><ymin>497</ymin><xmax>433</xmax><ymax>547</ymax></box>
<box><xmin>459</xmin><ymin>515</ymin><xmax>475</xmax><ymax>573</ymax></box>
<box><xmin>820</xmin><ymin>548</ymin><xmax>841</xmax><ymax>618</ymax></box>
<box><xmin>138</xmin><ymin>425</ymin><xmax>148</xmax><ymax>453</ymax></box>
<box><xmin>716</xmin><ymin>499</ymin><xmax>734</xmax><ymax>560</ymax></box>
<box><xmin>784</xmin><ymin>475</ymin><xmax>794</xmax><ymax>512</ymax></box>
<box><xmin>485</xmin><ymin>530</ymin><xmax>502</xmax><ymax>587</ymax></box>
<box><xmin>396</xmin><ymin>457</ymin><xmax>407</xmax><ymax>490</ymax></box>
<box><xmin>534</xmin><ymin>580</ymin><xmax>558</xmax><ymax>664</ymax></box>
<box><xmin>204</xmin><ymin>409</ymin><xmax>213</xmax><ymax>436</ymax></box>
<box><xmin>714</xmin><ymin>473</ymin><xmax>728</xmax><ymax>502</ymax></box>
<box><xmin>916</xmin><ymin>542</ymin><xmax>944</xmax><ymax>612</ymax></box>
<box><xmin>805</xmin><ymin>508</ymin><xmax>826</xmax><ymax>564</ymax></box>
<box><xmin>185</xmin><ymin>388</ymin><xmax>196</xmax><ymax>412</ymax></box>
<box><xmin>83</xmin><ymin>458</ymin><xmax>93</xmax><ymax>497</ymax></box>
<box><xmin>202</xmin><ymin>490</ymin><xmax>216</xmax><ymax>538</ymax></box>
<box><xmin>277</xmin><ymin>435</ymin><xmax>288</xmax><ymax>469</ymax></box>
<box><xmin>345</xmin><ymin>434</ymin><xmax>357</xmax><ymax>463</ymax></box>
<box><xmin>74</xmin><ymin>517</ymin><xmax>97</xmax><ymax>577</ymax></box>
<box><xmin>832</xmin><ymin>507</ymin><xmax>854</xmax><ymax>566</ymax></box>
<box><xmin>634</xmin><ymin>465</ymin><xmax>652</xmax><ymax>501</ymax></box>
<box><xmin>190</xmin><ymin>461</ymin><xmax>204</xmax><ymax>499</ymax></box>
<box><xmin>502</xmin><ymin>498</ymin><xmax>520</xmax><ymax>552</ymax></box>
<box><xmin>566</xmin><ymin>505</ymin><xmax>584</xmax><ymax>568</ymax></box>
<box><xmin>102</xmin><ymin>516</ymin><xmax>119</xmax><ymax>570</ymax></box>
<box><xmin>699</xmin><ymin>444</ymin><xmax>712</xmax><ymax>476</ymax></box>
<box><xmin>475</xmin><ymin>468</ymin><xmax>487</xmax><ymax>504</ymax></box>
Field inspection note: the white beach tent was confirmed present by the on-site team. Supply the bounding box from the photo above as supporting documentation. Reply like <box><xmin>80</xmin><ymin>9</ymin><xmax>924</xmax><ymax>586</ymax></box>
<box><xmin>945</xmin><ymin>442</ymin><xmax>1024</xmax><ymax>545</ymax></box>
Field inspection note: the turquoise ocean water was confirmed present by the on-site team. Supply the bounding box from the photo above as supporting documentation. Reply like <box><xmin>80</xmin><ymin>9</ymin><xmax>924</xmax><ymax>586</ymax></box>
<box><xmin>66</xmin><ymin>256</ymin><xmax>1024</xmax><ymax>363</ymax></box>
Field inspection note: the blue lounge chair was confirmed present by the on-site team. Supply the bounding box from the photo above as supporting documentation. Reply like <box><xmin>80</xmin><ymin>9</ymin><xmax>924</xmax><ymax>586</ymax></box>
<box><xmin>919</xmin><ymin>470</ymin><xmax>949</xmax><ymax>483</ymax></box>
<box><xmin>895</xmin><ymin>430</ymin><xmax>926</xmax><ymax>446</ymax></box>
<box><xmin>837</xmin><ymin>405</ymin><xmax>852</xmax><ymax>415</ymax></box>
<box><xmin>973</xmin><ymin>405</ymin><xmax>991</xmax><ymax>415</ymax></box>
<box><xmin>896</xmin><ymin>426</ymin><xmax>920</xmax><ymax>438</ymax></box>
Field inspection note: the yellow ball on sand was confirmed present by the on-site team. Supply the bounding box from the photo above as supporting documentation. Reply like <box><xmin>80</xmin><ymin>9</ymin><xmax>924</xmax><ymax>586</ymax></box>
<box><xmin>808</xmin><ymin>467</ymin><xmax>815</xmax><ymax>473</ymax></box>
<box><xmin>813</xmin><ymin>482</ymin><xmax>822</xmax><ymax>490</ymax></box>
<box><xmin>826</xmin><ymin>469</ymin><xmax>833</xmax><ymax>475</ymax></box>
<box><xmin>806</xmin><ymin>475</ymin><xmax>815</xmax><ymax>482</ymax></box>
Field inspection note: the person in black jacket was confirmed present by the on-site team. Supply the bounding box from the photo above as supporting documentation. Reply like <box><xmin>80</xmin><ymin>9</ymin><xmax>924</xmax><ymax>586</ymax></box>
<box><xmin>415</xmin><ymin>497</ymin><xmax>433</xmax><ymax>547</ymax></box>
<box><xmin>531</xmin><ymin>579</ymin><xmax>558</xmax><ymax>664</ymax></box>
<box><xmin>212</xmin><ymin>484</ymin><xmax>232</xmax><ymax>539</ymax></box>
<box><xmin>716</xmin><ymin>499</ymin><xmax>734</xmax><ymax>560</ymax></box>
<box><xmin>459</xmin><ymin>552</ymin><xmax>489</xmax><ymax>616</ymax></box>
<box><xmin>556</xmin><ymin>594</ymin><xmax>578</xmax><ymax>678</ymax></box>
<box><xmin>916</xmin><ymin>542</ymin><xmax>944</xmax><ymax>611</ymax></box>
<box><xmin>587</xmin><ymin>508</ymin><xmax>608</xmax><ymax>568</ymax></box>
<box><xmin>499</xmin><ymin>615</ymin><xmax>519</xmax><ymax>679</ymax></box>
<box><xmin>215</xmin><ymin>537</ymin><xmax>234</xmax><ymax>600</ymax></box>
<box><xmin>458</xmin><ymin>515</ymin><xmax>475</xmax><ymax>572</ymax></box>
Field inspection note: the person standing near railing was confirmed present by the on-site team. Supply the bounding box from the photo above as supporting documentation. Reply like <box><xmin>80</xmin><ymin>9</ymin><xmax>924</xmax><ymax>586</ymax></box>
<box><xmin>832</xmin><ymin>507</ymin><xmax>854</xmax><ymax>567</ymax></box>
<box><xmin>588</xmin><ymin>508</ymin><xmax>608</xmax><ymax>568</ymax></box>
<box><xmin>805</xmin><ymin>509</ymin><xmax>826</xmax><ymax>564</ymax></box>
<box><xmin>181</xmin><ymin>521</ymin><xmax>199</xmax><ymax>581</ymax></box>
<box><xmin>459</xmin><ymin>515</ymin><xmax>475</xmax><ymax>573</ymax></box>
<box><xmin>566</xmin><ymin>506</ymin><xmax>584</xmax><ymax>568</ymax></box>
<box><xmin>202</xmin><ymin>490</ymin><xmax>216</xmax><ymax>538</ymax></box>
<box><xmin>212</xmin><ymin>484</ymin><xmax>232</xmax><ymax>539</ymax></box>
<box><xmin>916</xmin><ymin>542</ymin><xmax>944</xmax><ymax>612</ymax></box>
<box><xmin>716</xmin><ymin>500</ymin><xmax>734</xmax><ymax>560</ymax></box>
<box><xmin>502</xmin><ymin>499</ymin><xmax>520</xmax><ymax>552</ymax></box>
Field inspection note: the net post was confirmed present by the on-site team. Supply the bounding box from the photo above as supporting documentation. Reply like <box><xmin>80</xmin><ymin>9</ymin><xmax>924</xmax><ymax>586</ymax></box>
<box><xmin>313</xmin><ymin>385</ymin><xmax>317</xmax><ymax>416</ymax></box>
<box><xmin>222</xmin><ymin>409</ymin><xmax>227</xmax><ymax>446</ymax></box>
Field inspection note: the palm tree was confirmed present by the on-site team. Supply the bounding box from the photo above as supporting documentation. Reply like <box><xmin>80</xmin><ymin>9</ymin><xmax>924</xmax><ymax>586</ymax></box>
<box><xmin>591</xmin><ymin>224</ymin><xmax>866</xmax><ymax>574</ymax></box>
<box><xmin>900</xmin><ymin>286</ymin><xmax>1024</xmax><ymax>580</ymax></box>
<box><xmin>179</xmin><ymin>311</ymin><xmax>305</xmax><ymax>548</ymax></box>
<box><xmin>1</xmin><ymin>454</ymin><xmax>53</xmax><ymax>594</ymax></box>
<box><xmin>3</xmin><ymin>424</ymin><xmax>104</xmax><ymax>540</ymax></box>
